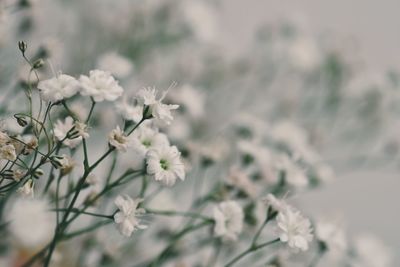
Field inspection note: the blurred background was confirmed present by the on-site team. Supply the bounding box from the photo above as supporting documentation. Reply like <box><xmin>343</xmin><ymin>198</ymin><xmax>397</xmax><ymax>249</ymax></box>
<box><xmin>1</xmin><ymin>0</ymin><xmax>399</xmax><ymax>265</ymax></box>
<box><xmin>220</xmin><ymin>0</ymin><xmax>400</xmax><ymax>262</ymax></box>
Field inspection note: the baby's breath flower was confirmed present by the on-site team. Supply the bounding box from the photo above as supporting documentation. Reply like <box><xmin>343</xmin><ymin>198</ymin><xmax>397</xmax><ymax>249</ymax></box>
<box><xmin>131</xmin><ymin>124</ymin><xmax>169</xmax><ymax>157</ymax></box>
<box><xmin>315</xmin><ymin>218</ymin><xmax>347</xmax><ymax>256</ymax></box>
<box><xmin>108</xmin><ymin>126</ymin><xmax>131</xmax><ymax>152</ymax></box>
<box><xmin>8</xmin><ymin>198</ymin><xmax>55</xmax><ymax>249</ymax></box>
<box><xmin>74</xmin><ymin>121</ymin><xmax>90</xmax><ymax>139</ymax></box>
<box><xmin>276</xmin><ymin>207</ymin><xmax>313</xmax><ymax>252</ymax></box>
<box><xmin>0</xmin><ymin>144</ymin><xmax>16</xmax><ymax>161</ymax></box>
<box><xmin>79</xmin><ymin>70</ymin><xmax>124</xmax><ymax>102</ymax></box>
<box><xmin>17</xmin><ymin>179</ymin><xmax>34</xmax><ymax>197</ymax></box>
<box><xmin>53</xmin><ymin>116</ymin><xmax>82</xmax><ymax>148</ymax></box>
<box><xmin>115</xmin><ymin>97</ymin><xmax>143</xmax><ymax>123</ymax></box>
<box><xmin>37</xmin><ymin>73</ymin><xmax>79</xmax><ymax>102</ymax></box>
<box><xmin>146</xmin><ymin>145</ymin><xmax>185</xmax><ymax>186</ymax></box>
<box><xmin>213</xmin><ymin>200</ymin><xmax>244</xmax><ymax>241</ymax></box>
<box><xmin>97</xmin><ymin>51</ymin><xmax>134</xmax><ymax>79</ymax></box>
<box><xmin>136</xmin><ymin>87</ymin><xmax>179</xmax><ymax>125</ymax></box>
<box><xmin>22</xmin><ymin>135</ymin><xmax>38</xmax><ymax>155</ymax></box>
<box><xmin>114</xmin><ymin>195</ymin><xmax>147</xmax><ymax>237</ymax></box>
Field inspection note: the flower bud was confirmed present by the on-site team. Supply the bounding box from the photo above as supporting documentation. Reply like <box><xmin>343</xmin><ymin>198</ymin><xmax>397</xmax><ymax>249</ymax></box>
<box><xmin>18</xmin><ymin>41</ymin><xmax>27</xmax><ymax>55</ymax></box>
<box><xmin>32</xmin><ymin>58</ymin><xmax>45</xmax><ymax>69</ymax></box>
<box><xmin>15</xmin><ymin>115</ymin><xmax>28</xmax><ymax>127</ymax></box>
<box><xmin>33</xmin><ymin>168</ymin><xmax>44</xmax><ymax>178</ymax></box>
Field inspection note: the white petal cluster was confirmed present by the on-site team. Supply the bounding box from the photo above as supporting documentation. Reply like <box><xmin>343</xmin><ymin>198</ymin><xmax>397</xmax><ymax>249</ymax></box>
<box><xmin>80</xmin><ymin>70</ymin><xmax>124</xmax><ymax>102</ymax></box>
<box><xmin>114</xmin><ymin>195</ymin><xmax>147</xmax><ymax>237</ymax></box>
<box><xmin>213</xmin><ymin>200</ymin><xmax>244</xmax><ymax>241</ymax></box>
<box><xmin>97</xmin><ymin>51</ymin><xmax>133</xmax><ymax>79</ymax></box>
<box><xmin>264</xmin><ymin>194</ymin><xmax>313</xmax><ymax>252</ymax></box>
<box><xmin>16</xmin><ymin>179</ymin><xmax>34</xmax><ymax>197</ymax></box>
<box><xmin>131</xmin><ymin>124</ymin><xmax>169</xmax><ymax>157</ymax></box>
<box><xmin>37</xmin><ymin>74</ymin><xmax>79</xmax><ymax>102</ymax></box>
<box><xmin>315</xmin><ymin>219</ymin><xmax>347</xmax><ymax>256</ymax></box>
<box><xmin>115</xmin><ymin>97</ymin><xmax>143</xmax><ymax>123</ymax></box>
<box><xmin>53</xmin><ymin>116</ymin><xmax>82</xmax><ymax>148</ymax></box>
<box><xmin>136</xmin><ymin>87</ymin><xmax>179</xmax><ymax>125</ymax></box>
<box><xmin>146</xmin><ymin>144</ymin><xmax>185</xmax><ymax>186</ymax></box>
<box><xmin>353</xmin><ymin>235</ymin><xmax>392</xmax><ymax>267</ymax></box>
<box><xmin>108</xmin><ymin>126</ymin><xmax>132</xmax><ymax>152</ymax></box>
<box><xmin>8</xmin><ymin>198</ymin><xmax>55</xmax><ymax>249</ymax></box>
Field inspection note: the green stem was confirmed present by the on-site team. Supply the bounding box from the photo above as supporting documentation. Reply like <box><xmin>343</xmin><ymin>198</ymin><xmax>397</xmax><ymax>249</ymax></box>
<box><xmin>224</xmin><ymin>238</ymin><xmax>280</xmax><ymax>267</ymax></box>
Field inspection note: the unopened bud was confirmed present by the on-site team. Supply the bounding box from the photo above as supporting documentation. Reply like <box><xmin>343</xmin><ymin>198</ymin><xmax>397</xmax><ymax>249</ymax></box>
<box><xmin>32</xmin><ymin>58</ymin><xmax>44</xmax><ymax>69</ymax></box>
<box><xmin>18</xmin><ymin>41</ymin><xmax>27</xmax><ymax>55</ymax></box>
<box><xmin>33</xmin><ymin>168</ymin><xmax>44</xmax><ymax>178</ymax></box>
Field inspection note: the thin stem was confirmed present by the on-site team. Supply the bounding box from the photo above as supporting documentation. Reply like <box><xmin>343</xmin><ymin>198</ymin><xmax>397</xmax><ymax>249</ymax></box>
<box><xmin>224</xmin><ymin>238</ymin><xmax>280</xmax><ymax>267</ymax></box>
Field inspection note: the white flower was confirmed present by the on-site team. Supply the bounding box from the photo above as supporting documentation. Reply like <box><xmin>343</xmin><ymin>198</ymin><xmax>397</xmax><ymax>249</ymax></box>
<box><xmin>113</xmin><ymin>195</ymin><xmax>147</xmax><ymax>237</ymax></box>
<box><xmin>353</xmin><ymin>234</ymin><xmax>392</xmax><ymax>267</ymax></box>
<box><xmin>263</xmin><ymin>193</ymin><xmax>290</xmax><ymax>213</ymax></box>
<box><xmin>136</xmin><ymin>87</ymin><xmax>179</xmax><ymax>125</ymax></box>
<box><xmin>275</xmin><ymin>154</ymin><xmax>308</xmax><ymax>188</ymax></box>
<box><xmin>276</xmin><ymin>207</ymin><xmax>313</xmax><ymax>252</ymax></box>
<box><xmin>108</xmin><ymin>126</ymin><xmax>132</xmax><ymax>152</ymax></box>
<box><xmin>74</xmin><ymin>121</ymin><xmax>90</xmax><ymax>139</ymax></box>
<box><xmin>80</xmin><ymin>70</ymin><xmax>124</xmax><ymax>102</ymax></box>
<box><xmin>146</xmin><ymin>145</ymin><xmax>185</xmax><ymax>186</ymax></box>
<box><xmin>53</xmin><ymin>116</ymin><xmax>82</xmax><ymax>148</ymax></box>
<box><xmin>0</xmin><ymin>144</ymin><xmax>16</xmax><ymax>161</ymax></box>
<box><xmin>17</xmin><ymin>179</ymin><xmax>34</xmax><ymax>197</ymax></box>
<box><xmin>213</xmin><ymin>201</ymin><xmax>244</xmax><ymax>241</ymax></box>
<box><xmin>315</xmin><ymin>219</ymin><xmax>347</xmax><ymax>256</ymax></box>
<box><xmin>8</xmin><ymin>198</ymin><xmax>55</xmax><ymax>249</ymax></box>
<box><xmin>37</xmin><ymin>74</ymin><xmax>79</xmax><ymax>102</ymax></box>
<box><xmin>227</xmin><ymin>166</ymin><xmax>257</xmax><ymax>198</ymax></box>
<box><xmin>57</xmin><ymin>154</ymin><xmax>76</xmax><ymax>176</ymax></box>
<box><xmin>168</xmin><ymin>84</ymin><xmax>205</xmax><ymax>119</ymax></box>
<box><xmin>131</xmin><ymin>125</ymin><xmax>169</xmax><ymax>156</ymax></box>
<box><xmin>115</xmin><ymin>97</ymin><xmax>143</xmax><ymax>123</ymax></box>
<box><xmin>97</xmin><ymin>51</ymin><xmax>133</xmax><ymax>78</ymax></box>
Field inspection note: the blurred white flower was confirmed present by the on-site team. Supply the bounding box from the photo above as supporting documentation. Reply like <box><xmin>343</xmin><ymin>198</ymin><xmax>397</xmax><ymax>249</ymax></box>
<box><xmin>17</xmin><ymin>179</ymin><xmax>34</xmax><ymax>197</ymax></box>
<box><xmin>213</xmin><ymin>200</ymin><xmax>244</xmax><ymax>241</ymax></box>
<box><xmin>276</xmin><ymin>207</ymin><xmax>313</xmax><ymax>252</ymax></box>
<box><xmin>315</xmin><ymin>218</ymin><xmax>347</xmax><ymax>256</ymax></box>
<box><xmin>74</xmin><ymin>121</ymin><xmax>90</xmax><ymax>139</ymax></box>
<box><xmin>108</xmin><ymin>126</ymin><xmax>131</xmax><ymax>152</ymax></box>
<box><xmin>37</xmin><ymin>74</ymin><xmax>79</xmax><ymax>102</ymax></box>
<box><xmin>114</xmin><ymin>195</ymin><xmax>147</xmax><ymax>237</ymax></box>
<box><xmin>132</xmin><ymin>125</ymin><xmax>169</xmax><ymax>157</ymax></box>
<box><xmin>53</xmin><ymin>116</ymin><xmax>82</xmax><ymax>148</ymax></box>
<box><xmin>80</xmin><ymin>70</ymin><xmax>124</xmax><ymax>102</ymax></box>
<box><xmin>57</xmin><ymin>154</ymin><xmax>76</xmax><ymax>176</ymax></box>
<box><xmin>97</xmin><ymin>51</ymin><xmax>134</xmax><ymax>78</ymax></box>
<box><xmin>288</xmin><ymin>36</ymin><xmax>321</xmax><ymax>70</ymax></box>
<box><xmin>136</xmin><ymin>87</ymin><xmax>179</xmax><ymax>125</ymax></box>
<box><xmin>263</xmin><ymin>193</ymin><xmax>290</xmax><ymax>213</ymax></box>
<box><xmin>353</xmin><ymin>234</ymin><xmax>392</xmax><ymax>267</ymax></box>
<box><xmin>8</xmin><ymin>198</ymin><xmax>55</xmax><ymax>249</ymax></box>
<box><xmin>182</xmin><ymin>0</ymin><xmax>218</xmax><ymax>43</ymax></box>
<box><xmin>168</xmin><ymin>84</ymin><xmax>205</xmax><ymax>119</ymax></box>
<box><xmin>0</xmin><ymin>144</ymin><xmax>16</xmax><ymax>161</ymax></box>
<box><xmin>116</xmin><ymin>96</ymin><xmax>143</xmax><ymax>123</ymax></box>
<box><xmin>146</xmin><ymin>145</ymin><xmax>185</xmax><ymax>186</ymax></box>
<box><xmin>275</xmin><ymin>154</ymin><xmax>308</xmax><ymax>188</ymax></box>
<box><xmin>227</xmin><ymin>166</ymin><xmax>257</xmax><ymax>198</ymax></box>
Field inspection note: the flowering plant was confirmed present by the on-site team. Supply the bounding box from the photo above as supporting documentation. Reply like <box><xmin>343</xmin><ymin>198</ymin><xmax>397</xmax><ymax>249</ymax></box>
<box><xmin>0</xmin><ymin>1</ymin><xmax>394</xmax><ymax>267</ymax></box>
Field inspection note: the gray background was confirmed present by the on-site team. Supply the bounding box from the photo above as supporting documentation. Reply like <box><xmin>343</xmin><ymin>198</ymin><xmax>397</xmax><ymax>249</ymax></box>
<box><xmin>220</xmin><ymin>0</ymin><xmax>400</xmax><ymax>263</ymax></box>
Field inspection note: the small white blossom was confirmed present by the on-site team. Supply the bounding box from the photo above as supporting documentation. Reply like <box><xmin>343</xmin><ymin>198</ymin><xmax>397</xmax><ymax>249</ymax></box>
<box><xmin>136</xmin><ymin>87</ymin><xmax>179</xmax><ymax>125</ymax></box>
<box><xmin>263</xmin><ymin>193</ymin><xmax>290</xmax><ymax>213</ymax></box>
<box><xmin>53</xmin><ymin>116</ymin><xmax>82</xmax><ymax>148</ymax></box>
<box><xmin>0</xmin><ymin>144</ymin><xmax>16</xmax><ymax>161</ymax></box>
<box><xmin>97</xmin><ymin>51</ymin><xmax>133</xmax><ymax>78</ymax></box>
<box><xmin>80</xmin><ymin>70</ymin><xmax>124</xmax><ymax>102</ymax></box>
<box><xmin>113</xmin><ymin>195</ymin><xmax>147</xmax><ymax>237</ymax></box>
<box><xmin>131</xmin><ymin>125</ymin><xmax>169</xmax><ymax>157</ymax></box>
<box><xmin>275</xmin><ymin>154</ymin><xmax>308</xmax><ymax>188</ymax></box>
<box><xmin>276</xmin><ymin>207</ymin><xmax>313</xmax><ymax>252</ymax></box>
<box><xmin>213</xmin><ymin>201</ymin><xmax>244</xmax><ymax>241</ymax></box>
<box><xmin>37</xmin><ymin>74</ymin><xmax>79</xmax><ymax>102</ymax></box>
<box><xmin>17</xmin><ymin>179</ymin><xmax>34</xmax><ymax>197</ymax></box>
<box><xmin>315</xmin><ymin>218</ymin><xmax>347</xmax><ymax>256</ymax></box>
<box><xmin>8</xmin><ymin>198</ymin><xmax>55</xmax><ymax>249</ymax></box>
<box><xmin>74</xmin><ymin>121</ymin><xmax>90</xmax><ymax>139</ymax></box>
<box><xmin>108</xmin><ymin>126</ymin><xmax>132</xmax><ymax>152</ymax></box>
<box><xmin>116</xmin><ymin>97</ymin><xmax>143</xmax><ymax>123</ymax></box>
<box><xmin>353</xmin><ymin>234</ymin><xmax>392</xmax><ymax>267</ymax></box>
<box><xmin>146</xmin><ymin>145</ymin><xmax>185</xmax><ymax>186</ymax></box>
